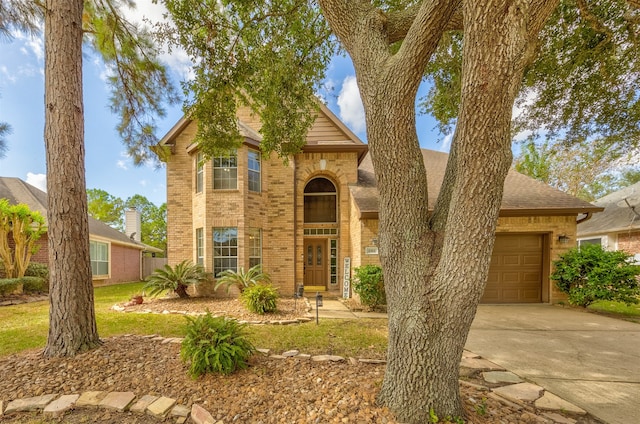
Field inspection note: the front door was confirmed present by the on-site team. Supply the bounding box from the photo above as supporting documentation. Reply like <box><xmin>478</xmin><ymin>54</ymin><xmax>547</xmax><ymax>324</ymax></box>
<box><xmin>304</xmin><ymin>238</ymin><xmax>327</xmax><ymax>290</ymax></box>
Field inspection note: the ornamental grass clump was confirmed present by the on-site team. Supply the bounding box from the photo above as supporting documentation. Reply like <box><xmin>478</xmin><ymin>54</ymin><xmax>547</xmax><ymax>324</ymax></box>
<box><xmin>181</xmin><ymin>311</ymin><xmax>255</xmax><ymax>378</ymax></box>
<box><xmin>241</xmin><ymin>283</ymin><xmax>279</xmax><ymax>314</ymax></box>
<box><xmin>551</xmin><ymin>244</ymin><xmax>640</xmax><ymax>307</ymax></box>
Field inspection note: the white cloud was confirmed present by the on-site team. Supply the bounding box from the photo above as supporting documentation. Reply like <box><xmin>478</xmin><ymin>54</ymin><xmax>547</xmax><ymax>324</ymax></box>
<box><xmin>26</xmin><ymin>173</ymin><xmax>47</xmax><ymax>192</ymax></box>
<box><xmin>337</xmin><ymin>76</ymin><xmax>366</xmax><ymax>134</ymax></box>
<box><xmin>116</xmin><ymin>160</ymin><xmax>128</xmax><ymax>170</ymax></box>
<box><xmin>439</xmin><ymin>133</ymin><xmax>453</xmax><ymax>152</ymax></box>
<box><xmin>139</xmin><ymin>179</ymin><xmax>148</xmax><ymax>187</ymax></box>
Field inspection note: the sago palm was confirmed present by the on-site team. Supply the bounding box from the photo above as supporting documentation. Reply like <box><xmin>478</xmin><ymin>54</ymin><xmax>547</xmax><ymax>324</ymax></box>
<box><xmin>144</xmin><ymin>260</ymin><xmax>208</xmax><ymax>298</ymax></box>
<box><xmin>215</xmin><ymin>264</ymin><xmax>271</xmax><ymax>294</ymax></box>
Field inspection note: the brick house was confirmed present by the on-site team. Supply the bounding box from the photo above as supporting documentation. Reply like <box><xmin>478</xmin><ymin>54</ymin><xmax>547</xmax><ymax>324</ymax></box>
<box><xmin>577</xmin><ymin>181</ymin><xmax>640</xmax><ymax>263</ymax></box>
<box><xmin>159</xmin><ymin>104</ymin><xmax>601</xmax><ymax>304</ymax></box>
<box><xmin>0</xmin><ymin>177</ymin><xmax>160</xmax><ymax>285</ymax></box>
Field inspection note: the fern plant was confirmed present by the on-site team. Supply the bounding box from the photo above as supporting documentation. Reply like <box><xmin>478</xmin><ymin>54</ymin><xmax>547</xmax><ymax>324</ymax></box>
<box><xmin>241</xmin><ymin>283</ymin><xmax>279</xmax><ymax>314</ymax></box>
<box><xmin>144</xmin><ymin>260</ymin><xmax>208</xmax><ymax>298</ymax></box>
<box><xmin>215</xmin><ymin>264</ymin><xmax>271</xmax><ymax>294</ymax></box>
<box><xmin>180</xmin><ymin>312</ymin><xmax>255</xmax><ymax>378</ymax></box>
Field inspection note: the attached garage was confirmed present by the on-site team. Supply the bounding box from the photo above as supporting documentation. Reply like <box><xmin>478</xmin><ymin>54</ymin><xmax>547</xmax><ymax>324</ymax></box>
<box><xmin>349</xmin><ymin>149</ymin><xmax>604</xmax><ymax>304</ymax></box>
<box><xmin>481</xmin><ymin>234</ymin><xmax>545</xmax><ymax>303</ymax></box>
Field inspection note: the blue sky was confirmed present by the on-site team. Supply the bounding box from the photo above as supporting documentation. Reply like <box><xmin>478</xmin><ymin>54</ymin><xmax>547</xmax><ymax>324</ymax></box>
<box><xmin>0</xmin><ymin>2</ymin><xmax>449</xmax><ymax>206</ymax></box>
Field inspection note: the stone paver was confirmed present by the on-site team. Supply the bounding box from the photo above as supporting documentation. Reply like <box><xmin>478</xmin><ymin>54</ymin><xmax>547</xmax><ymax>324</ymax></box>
<box><xmin>147</xmin><ymin>396</ymin><xmax>176</xmax><ymax>417</ymax></box>
<box><xmin>311</xmin><ymin>354</ymin><xmax>344</xmax><ymax>362</ymax></box>
<box><xmin>542</xmin><ymin>412</ymin><xmax>577</xmax><ymax>424</ymax></box>
<box><xmin>191</xmin><ymin>403</ymin><xmax>215</xmax><ymax>424</ymax></box>
<box><xmin>460</xmin><ymin>357</ymin><xmax>504</xmax><ymax>370</ymax></box>
<box><xmin>535</xmin><ymin>391</ymin><xmax>586</xmax><ymax>415</ymax></box>
<box><xmin>130</xmin><ymin>394</ymin><xmax>158</xmax><ymax>413</ymax></box>
<box><xmin>493</xmin><ymin>382</ymin><xmax>544</xmax><ymax>403</ymax></box>
<box><xmin>482</xmin><ymin>371</ymin><xmax>523</xmax><ymax>384</ymax></box>
<box><xmin>282</xmin><ymin>349</ymin><xmax>299</xmax><ymax>357</ymax></box>
<box><xmin>99</xmin><ymin>391</ymin><xmax>136</xmax><ymax>412</ymax></box>
<box><xmin>171</xmin><ymin>404</ymin><xmax>190</xmax><ymax>417</ymax></box>
<box><xmin>75</xmin><ymin>391</ymin><xmax>108</xmax><ymax>408</ymax></box>
<box><xmin>4</xmin><ymin>394</ymin><xmax>59</xmax><ymax>413</ymax></box>
<box><xmin>43</xmin><ymin>394</ymin><xmax>79</xmax><ymax>418</ymax></box>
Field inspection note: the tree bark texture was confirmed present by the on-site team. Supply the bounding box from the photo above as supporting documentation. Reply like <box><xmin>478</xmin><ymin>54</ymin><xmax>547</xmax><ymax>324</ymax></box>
<box><xmin>320</xmin><ymin>0</ymin><xmax>556</xmax><ymax>421</ymax></box>
<box><xmin>43</xmin><ymin>0</ymin><xmax>101</xmax><ymax>357</ymax></box>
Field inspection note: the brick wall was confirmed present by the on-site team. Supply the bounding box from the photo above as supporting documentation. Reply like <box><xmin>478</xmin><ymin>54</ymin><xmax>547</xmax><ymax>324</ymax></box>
<box><xmin>93</xmin><ymin>243</ymin><xmax>142</xmax><ymax>286</ymax></box>
<box><xmin>617</xmin><ymin>231</ymin><xmax>640</xmax><ymax>256</ymax></box>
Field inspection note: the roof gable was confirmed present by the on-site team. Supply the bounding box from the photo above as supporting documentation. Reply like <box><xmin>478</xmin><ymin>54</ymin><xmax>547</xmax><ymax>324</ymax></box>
<box><xmin>157</xmin><ymin>102</ymin><xmax>368</xmax><ymax>161</ymax></box>
<box><xmin>578</xmin><ymin>181</ymin><xmax>640</xmax><ymax>235</ymax></box>
<box><xmin>350</xmin><ymin>150</ymin><xmax>602</xmax><ymax>219</ymax></box>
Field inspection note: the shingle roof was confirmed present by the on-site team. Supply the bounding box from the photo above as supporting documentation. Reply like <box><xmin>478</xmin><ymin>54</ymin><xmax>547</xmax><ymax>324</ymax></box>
<box><xmin>0</xmin><ymin>177</ymin><xmax>150</xmax><ymax>250</ymax></box>
<box><xmin>350</xmin><ymin>150</ymin><xmax>602</xmax><ymax>218</ymax></box>
<box><xmin>577</xmin><ymin>181</ymin><xmax>640</xmax><ymax>236</ymax></box>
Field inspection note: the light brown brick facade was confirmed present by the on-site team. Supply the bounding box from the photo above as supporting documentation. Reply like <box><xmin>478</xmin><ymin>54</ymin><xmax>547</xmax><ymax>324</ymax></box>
<box><xmin>162</xmin><ymin>107</ymin><xmax>593</xmax><ymax>303</ymax></box>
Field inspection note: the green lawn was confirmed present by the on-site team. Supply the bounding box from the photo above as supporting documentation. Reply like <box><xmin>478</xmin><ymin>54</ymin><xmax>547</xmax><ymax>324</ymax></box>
<box><xmin>588</xmin><ymin>300</ymin><xmax>640</xmax><ymax>323</ymax></box>
<box><xmin>0</xmin><ymin>282</ymin><xmax>389</xmax><ymax>358</ymax></box>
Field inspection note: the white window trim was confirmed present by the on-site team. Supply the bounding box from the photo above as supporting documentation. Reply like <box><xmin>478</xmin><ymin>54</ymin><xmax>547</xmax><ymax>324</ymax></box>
<box><xmin>248</xmin><ymin>150</ymin><xmax>261</xmax><ymax>193</ymax></box>
<box><xmin>90</xmin><ymin>239</ymin><xmax>110</xmax><ymax>279</ymax></box>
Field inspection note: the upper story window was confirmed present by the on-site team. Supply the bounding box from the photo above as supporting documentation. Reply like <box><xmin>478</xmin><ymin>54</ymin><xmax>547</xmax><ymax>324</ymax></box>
<box><xmin>90</xmin><ymin>240</ymin><xmax>109</xmax><ymax>276</ymax></box>
<box><xmin>195</xmin><ymin>152</ymin><xmax>204</xmax><ymax>193</ymax></box>
<box><xmin>304</xmin><ymin>177</ymin><xmax>337</xmax><ymax>223</ymax></box>
<box><xmin>248</xmin><ymin>150</ymin><xmax>261</xmax><ymax>193</ymax></box>
<box><xmin>213</xmin><ymin>152</ymin><xmax>238</xmax><ymax>190</ymax></box>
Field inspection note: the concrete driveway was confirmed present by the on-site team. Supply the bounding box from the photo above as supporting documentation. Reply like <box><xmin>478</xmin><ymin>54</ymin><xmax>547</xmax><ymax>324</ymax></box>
<box><xmin>466</xmin><ymin>305</ymin><xmax>640</xmax><ymax>424</ymax></box>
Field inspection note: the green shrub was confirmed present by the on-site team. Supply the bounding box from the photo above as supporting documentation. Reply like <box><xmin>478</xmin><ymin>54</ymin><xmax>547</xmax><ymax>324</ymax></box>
<box><xmin>352</xmin><ymin>265</ymin><xmax>386</xmax><ymax>309</ymax></box>
<box><xmin>20</xmin><ymin>276</ymin><xmax>46</xmax><ymax>293</ymax></box>
<box><xmin>551</xmin><ymin>244</ymin><xmax>640</xmax><ymax>307</ymax></box>
<box><xmin>25</xmin><ymin>262</ymin><xmax>49</xmax><ymax>282</ymax></box>
<box><xmin>241</xmin><ymin>284</ymin><xmax>279</xmax><ymax>314</ymax></box>
<box><xmin>144</xmin><ymin>260</ymin><xmax>208</xmax><ymax>298</ymax></box>
<box><xmin>0</xmin><ymin>279</ymin><xmax>21</xmax><ymax>296</ymax></box>
<box><xmin>215</xmin><ymin>265</ymin><xmax>271</xmax><ymax>294</ymax></box>
<box><xmin>0</xmin><ymin>276</ymin><xmax>46</xmax><ymax>295</ymax></box>
<box><xmin>180</xmin><ymin>312</ymin><xmax>255</xmax><ymax>378</ymax></box>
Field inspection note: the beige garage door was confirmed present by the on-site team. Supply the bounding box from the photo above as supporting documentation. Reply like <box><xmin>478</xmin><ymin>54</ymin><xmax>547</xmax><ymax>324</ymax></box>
<box><xmin>481</xmin><ymin>234</ymin><xmax>543</xmax><ymax>303</ymax></box>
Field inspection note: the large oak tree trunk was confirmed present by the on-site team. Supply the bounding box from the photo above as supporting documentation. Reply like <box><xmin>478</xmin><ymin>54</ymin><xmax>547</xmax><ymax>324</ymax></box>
<box><xmin>320</xmin><ymin>0</ymin><xmax>552</xmax><ymax>421</ymax></box>
<box><xmin>43</xmin><ymin>0</ymin><xmax>101</xmax><ymax>357</ymax></box>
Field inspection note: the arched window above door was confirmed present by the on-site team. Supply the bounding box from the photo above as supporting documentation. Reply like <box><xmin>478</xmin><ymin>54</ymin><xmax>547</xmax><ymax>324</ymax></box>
<box><xmin>304</xmin><ymin>177</ymin><xmax>337</xmax><ymax>223</ymax></box>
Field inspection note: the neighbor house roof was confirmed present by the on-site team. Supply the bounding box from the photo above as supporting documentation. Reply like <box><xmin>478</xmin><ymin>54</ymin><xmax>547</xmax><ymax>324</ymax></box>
<box><xmin>0</xmin><ymin>177</ymin><xmax>156</xmax><ymax>251</ymax></box>
<box><xmin>350</xmin><ymin>150</ymin><xmax>603</xmax><ymax>219</ymax></box>
<box><xmin>577</xmin><ymin>181</ymin><xmax>640</xmax><ymax>236</ymax></box>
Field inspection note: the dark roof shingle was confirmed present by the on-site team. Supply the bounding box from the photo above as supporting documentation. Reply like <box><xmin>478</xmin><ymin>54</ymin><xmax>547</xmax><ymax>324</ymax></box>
<box><xmin>350</xmin><ymin>150</ymin><xmax>602</xmax><ymax>218</ymax></box>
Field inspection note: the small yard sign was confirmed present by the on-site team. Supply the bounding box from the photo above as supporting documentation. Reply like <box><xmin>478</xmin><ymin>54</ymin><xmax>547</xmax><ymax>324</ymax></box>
<box><xmin>343</xmin><ymin>257</ymin><xmax>351</xmax><ymax>299</ymax></box>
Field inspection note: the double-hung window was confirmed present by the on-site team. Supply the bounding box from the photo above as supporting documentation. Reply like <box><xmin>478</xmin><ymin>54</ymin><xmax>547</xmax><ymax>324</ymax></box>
<box><xmin>213</xmin><ymin>227</ymin><xmax>238</xmax><ymax>276</ymax></box>
<box><xmin>213</xmin><ymin>152</ymin><xmax>238</xmax><ymax>190</ymax></box>
<box><xmin>248</xmin><ymin>150</ymin><xmax>261</xmax><ymax>192</ymax></box>
<box><xmin>196</xmin><ymin>228</ymin><xmax>204</xmax><ymax>265</ymax></box>
<box><xmin>248</xmin><ymin>228</ymin><xmax>262</xmax><ymax>268</ymax></box>
<box><xmin>195</xmin><ymin>152</ymin><xmax>204</xmax><ymax>193</ymax></box>
<box><xmin>90</xmin><ymin>240</ymin><xmax>109</xmax><ymax>276</ymax></box>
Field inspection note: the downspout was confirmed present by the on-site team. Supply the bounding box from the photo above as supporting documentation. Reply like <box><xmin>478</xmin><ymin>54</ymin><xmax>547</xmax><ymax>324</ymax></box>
<box><xmin>576</xmin><ymin>212</ymin><xmax>593</xmax><ymax>225</ymax></box>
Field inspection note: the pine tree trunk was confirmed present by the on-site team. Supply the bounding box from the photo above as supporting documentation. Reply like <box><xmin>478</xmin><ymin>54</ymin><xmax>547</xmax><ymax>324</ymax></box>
<box><xmin>43</xmin><ymin>0</ymin><xmax>101</xmax><ymax>357</ymax></box>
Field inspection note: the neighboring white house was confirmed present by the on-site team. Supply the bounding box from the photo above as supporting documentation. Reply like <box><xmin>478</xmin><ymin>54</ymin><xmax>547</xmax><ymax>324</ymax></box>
<box><xmin>577</xmin><ymin>181</ymin><xmax>640</xmax><ymax>263</ymax></box>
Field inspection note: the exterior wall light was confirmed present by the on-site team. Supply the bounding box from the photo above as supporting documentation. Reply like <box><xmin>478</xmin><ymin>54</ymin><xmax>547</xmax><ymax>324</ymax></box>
<box><xmin>558</xmin><ymin>235</ymin><xmax>570</xmax><ymax>244</ymax></box>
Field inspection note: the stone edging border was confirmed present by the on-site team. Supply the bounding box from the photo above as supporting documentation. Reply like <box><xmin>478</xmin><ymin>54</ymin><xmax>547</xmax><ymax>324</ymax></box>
<box><xmin>0</xmin><ymin>335</ymin><xmax>588</xmax><ymax>424</ymax></box>
<box><xmin>110</xmin><ymin>298</ymin><xmax>315</xmax><ymax>326</ymax></box>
